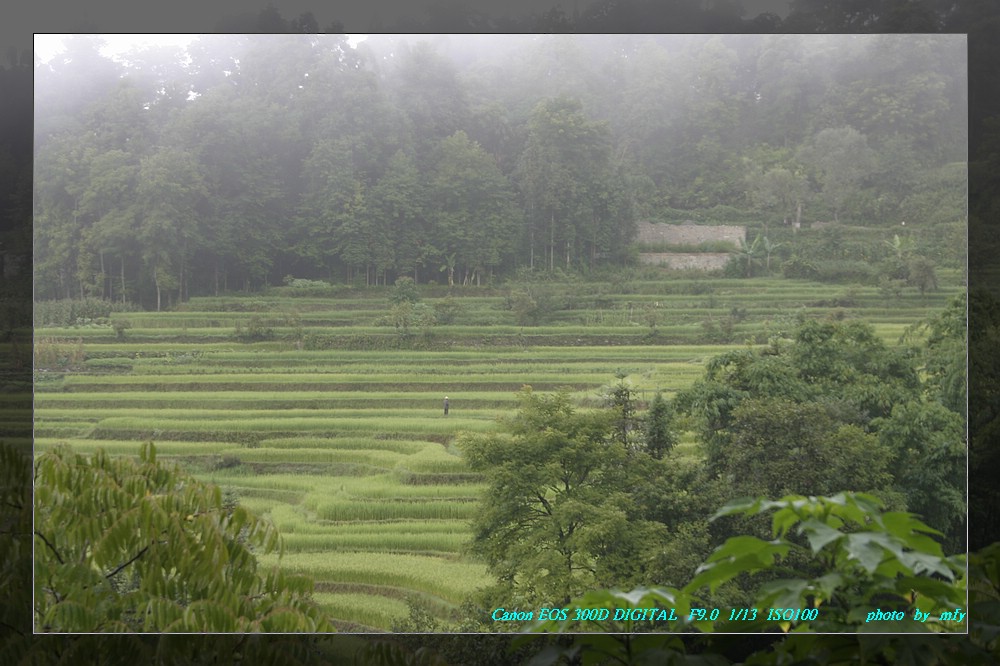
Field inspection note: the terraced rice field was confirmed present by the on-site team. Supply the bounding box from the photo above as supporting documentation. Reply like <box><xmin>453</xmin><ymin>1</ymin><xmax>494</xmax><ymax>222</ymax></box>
<box><xmin>33</xmin><ymin>275</ymin><xmax>962</xmax><ymax>630</ymax></box>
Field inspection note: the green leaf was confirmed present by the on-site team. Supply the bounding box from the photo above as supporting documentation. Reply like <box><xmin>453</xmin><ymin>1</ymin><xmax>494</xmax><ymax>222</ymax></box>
<box><xmin>757</xmin><ymin>578</ymin><xmax>810</xmax><ymax>611</ymax></box>
<box><xmin>797</xmin><ymin>518</ymin><xmax>844</xmax><ymax>554</ymax></box>
<box><xmin>844</xmin><ymin>533</ymin><xmax>891</xmax><ymax>574</ymax></box>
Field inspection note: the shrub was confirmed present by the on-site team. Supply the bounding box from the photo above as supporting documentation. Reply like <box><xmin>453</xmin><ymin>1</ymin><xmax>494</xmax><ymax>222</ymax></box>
<box><xmin>34</xmin><ymin>338</ymin><xmax>85</xmax><ymax>371</ymax></box>
<box><xmin>234</xmin><ymin>315</ymin><xmax>275</xmax><ymax>342</ymax></box>
<box><xmin>35</xmin><ymin>298</ymin><xmax>139</xmax><ymax>327</ymax></box>
<box><xmin>508</xmin><ymin>289</ymin><xmax>540</xmax><ymax>326</ymax></box>
<box><xmin>214</xmin><ymin>454</ymin><xmax>242</xmax><ymax>470</ymax></box>
<box><xmin>111</xmin><ymin>318</ymin><xmax>132</xmax><ymax>340</ymax></box>
<box><xmin>432</xmin><ymin>296</ymin><xmax>463</xmax><ymax>325</ymax></box>
<box><xmin>878</xmin><ymin>275</ymin><xmax>907</xmax><ymax>303</ymax></box>
<box><xmin>807</xmin><ymin>287</ymin><xmax>860</xmax><ymax>308</ymax></box>
<box><xmin>782</xmin><ymin>255</ymin><xmax>820</xmax><ymax>280</ymax></box>
<box><xmin>389</xmin><ymin>276</ymin><xmax>421</xmax><ymax>305</ymax></box>
<box><xmin>813</xmin><ymin>260</ymin><xmax>878</xmax><ymax>284</ymax></box>
<box><xmin>282</xmin><ymin>275</ymin><xmax>330</xmax><ymax>289</ymax></box>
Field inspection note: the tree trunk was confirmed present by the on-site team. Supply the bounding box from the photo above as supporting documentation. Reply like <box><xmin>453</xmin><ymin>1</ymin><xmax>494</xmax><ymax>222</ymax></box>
<box><xmin>529</xmin><ymin>226</ymin><xmax>535</xmax><ymax>269</ymax></box>
<box><xmin>154</xmin><ymin>266</ymin><xmax>162</xmax><ymax>312</ymax></box>
<box><xmin>120</xmin><ymin>256</ymin><xmax>126</xmax><ymax>304</ymax></box>
<box><xmin>99</xmin><ymin>250</ymin><xmax>106</xmax><ymax>299</ymax></box>
<box><xmin>180</xmin><ymin>243</ymin><xmax>187</xmax><ymax>302</ymax></box>
<box><xmin>549</xmin><ymin>212</ymin><xmax>555</xmax><ymax>271</ymax></box>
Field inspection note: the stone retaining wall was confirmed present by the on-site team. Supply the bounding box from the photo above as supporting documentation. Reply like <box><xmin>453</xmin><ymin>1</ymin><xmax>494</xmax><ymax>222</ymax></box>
<box><xmin>636</xmin><ymin>221</ymin><xmax>746</xmax><ymax>246</ymax></box>
<box><xmin>638</xmin><ymin>252</ymin><xmax>731</xmax><ymax>271</ymax></box>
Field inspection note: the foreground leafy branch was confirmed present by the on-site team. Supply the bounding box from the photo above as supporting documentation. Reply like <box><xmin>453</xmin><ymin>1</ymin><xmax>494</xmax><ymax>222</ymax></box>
<box><xmin>33</xmin><ymin>442</ymin><xmax>334</xmax><ymax>632</ymax></box>
<box><xmin>520</xmin><ymin>493</ymin><xmax>974</xmax><ymax>664</ymax></box>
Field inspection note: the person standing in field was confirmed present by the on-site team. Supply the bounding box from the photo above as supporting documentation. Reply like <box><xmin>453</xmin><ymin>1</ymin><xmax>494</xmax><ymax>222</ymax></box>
<box><xmin>444</xmin><ymin>396</ymin><xmax>449</xmax><ymax>416</ymax></box>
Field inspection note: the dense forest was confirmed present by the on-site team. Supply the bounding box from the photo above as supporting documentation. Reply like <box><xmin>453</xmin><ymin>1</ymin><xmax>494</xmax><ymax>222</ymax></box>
<box><xmin>33</xmin><ymin>33</ymin><xmax>965</xmax><ymax>308</ymax></box>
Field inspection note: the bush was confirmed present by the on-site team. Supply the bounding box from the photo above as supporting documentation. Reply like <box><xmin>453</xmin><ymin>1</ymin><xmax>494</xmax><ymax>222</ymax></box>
<box><xmin>722</xmin><ymin>256</ymin><xmax>747</xmax><ymax>278</ymax></box>
<box><xmin>234</xmin><ymin>315</ymin><xmax>275</xmax><ymax>342</ymax></box>
<box><xmin>782</xmin><ymin>255</ymin><xmax>820</xmax><ymax>280</ymax></box>
<box><xmin>432</xmin><ymin>296</ymin><xmax>463</xmax><ymax>325</ymax></box>
<box><xmin>508</xmin><ymin>289</ymin><xmax>540</xmax><ymax>326</ymax></box>
<box><xmin>389</xmin><ymin>276</ymin><xmax>421</xmax><ymax>305</ymax></box>
<box><xmin>112</xmin><ymin>318</ymin><xmax>132</xmax><ymax>340</ymax></box>
<box><xmin>282</xmin><ymin>275</ymin><xmax>331</xmax><ymax>289</ymax></box>
<box><xmin>213</xmin><ymin>454</ymin><xmax>242</xmax><ymax>470</ymax></box>
<box><xmin>35</xmin><ymin>298</ymin><xmax>139</xmax><ymax>327</ymax></box>
<box><xmin>34</xmin><ymin>338</ymin><xmax>85</xmax><ymax>371</ymax></box>
<box><xmin>700</xmin><ymin>316</ymin><xmax>736</xmax><ymax>344</ymax></box>
<box><xmin>878</xmin><ymin>276</ymin><xmax>907</xmax><ymax>303</ymax></box>
<box><xmin>813</xmin><ymin>260</ymin><xmax>878</xmax><ymax>284</ymax></box>
<box><xmin>806</xmin><ymin>287</ymin><xmax>860</xmax><ymax>308</ymax></box>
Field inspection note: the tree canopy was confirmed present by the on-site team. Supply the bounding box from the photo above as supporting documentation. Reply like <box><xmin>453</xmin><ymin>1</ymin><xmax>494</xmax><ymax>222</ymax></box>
<box><xmin>459</xmin><ymin>387</ymin><xmax>667</xmax><ymax>607</ymax></box>
<box><xmin>32</xmin><ymin>34</ymin><xmax>965</xmax><ymax>306</ymax></box>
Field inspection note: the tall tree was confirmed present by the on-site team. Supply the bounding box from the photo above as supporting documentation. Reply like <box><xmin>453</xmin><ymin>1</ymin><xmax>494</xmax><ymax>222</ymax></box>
<box><xmin>428</xmin><ymin>131</ymin><xmax>520</xmax><ymax>285</ymax></box>
<box><xmin>459</xmin><ymin>388</ymin><xmax>665</xmax><ymax>607</ymax></box>
<box><xmin>797</xmin><ymin>126</ymin><xmax>876</xmax><ymax>222</ymax></box>
<box><xmin>77</xmin><ymin>149</ymin><xmax>140</xmax><ymax>302</ymax></box>
<box><xmin>518</xmin><ymin>97</ymin><xmax>626</xmax><ymax>271</ymax></box>
<box><xmin>296</xmin><ymin>138</ymin><xmax>367</xmax><ymax>280</ymax></box>
<box><xmin>388</xmin><ymin>40</ymin><xmax>470</xmax><ymax>158</ymax></box>
<box><xmin>366</xmin><ymin>149</ymin><xmax>431</xmax><ymax>282</ymax></box>
<box><xmin>135</xmin><ymin>146</ymin><xmax>207</xmax><ymax>309</ymax></box>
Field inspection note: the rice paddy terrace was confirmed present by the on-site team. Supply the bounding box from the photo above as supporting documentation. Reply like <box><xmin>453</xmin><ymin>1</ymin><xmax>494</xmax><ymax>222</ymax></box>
<box><xmin>33</xmin><ymin>274</ymin><xmax>962</xmax><ymax>630</ymax></box>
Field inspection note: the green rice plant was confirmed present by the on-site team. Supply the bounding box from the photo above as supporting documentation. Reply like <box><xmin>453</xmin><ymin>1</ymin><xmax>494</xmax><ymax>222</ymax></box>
<box><xmin>230</xmin><ymin>447</ymin><xmax>406</xmax><ymax>468</ymax></box>
<box><xmin>258</xmin><ymin>437</ymin><xmax>429</xmax><ymax>454</ymax></box>
<box><xmin>33</xmin><ymin>337</ymin><xmax>87</xmax><ymax>370</ymax></box>
<box><xmin>312</xmin><ymin>592</ymin><xmax>410</xmax><ymax>631</ymax></box>
<box><xmin>212</xmin><ymin>485</ymin><xmax>303</xmax><ymax>503</ymax></box>
<box><xmin>223</xmin><ymin>495</ymin><xmax>272</xmax><ymax>516</ymax></box>
<box><xmin>282</xmin><ymin>531</ymin><xmax>468</xmax><ymax>555</ymax></box>
<box><xmin>394</xmin><ymin>445</ymin><xmax>471</xmax><ymax>476</ymax></box>
<box><xmin>72</xmin><ymin>408</ymin><xmax>497</xmax><ymax>422</ymax></box>
<box><xmin>308</xmin><ymin>498</ymin><xmax>477</xmax><ymax>522</ymax></box>
<box><xmin>265</xmin><ymin>511</ymin><xmax>471</xmax><ymax>538</ymax></box>
<box><xmin>32</xmin><ymin>438</ymin><xmax>232</xmax><ymax>457</ymax></box>
<box><xmin>309</xmin><ymin>473</ymin><xmax>484</xmax><ymax>501</ymax></box>
<box><xmin>197</xmin><ymin>471</ymin><xmax>339</xmax><ymax>493</ymax></box>
<box><xmin>88</xmin><ymin>415</ymin><xmax>495</xmax><ymax>436</ymax></box>
<box><xmin>257</xmin><ymin>551</ymin><xmax>491</xmax><ymax>605</ymax></box>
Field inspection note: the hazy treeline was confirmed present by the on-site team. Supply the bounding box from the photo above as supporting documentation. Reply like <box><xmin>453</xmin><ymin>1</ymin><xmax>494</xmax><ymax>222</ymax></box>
<box><xmin>32</xmin><ymin>33</ymin><xmax>964</xmax><ymax>308</ymax></box>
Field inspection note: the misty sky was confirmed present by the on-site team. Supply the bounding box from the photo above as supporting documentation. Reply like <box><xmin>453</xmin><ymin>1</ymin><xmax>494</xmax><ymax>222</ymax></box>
<box><xmin>13</xmin><ymin>0</ymin><xmax>791</xmax><ymax>59</ymax></box>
